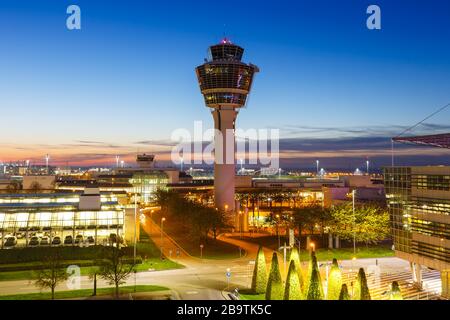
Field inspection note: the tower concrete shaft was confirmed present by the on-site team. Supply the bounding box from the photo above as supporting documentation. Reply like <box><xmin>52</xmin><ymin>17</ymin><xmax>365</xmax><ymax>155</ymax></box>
<box><xmin>212</xmin><ymin>107</ymin><xmax>238</xmax><ymax>213</ymax></box>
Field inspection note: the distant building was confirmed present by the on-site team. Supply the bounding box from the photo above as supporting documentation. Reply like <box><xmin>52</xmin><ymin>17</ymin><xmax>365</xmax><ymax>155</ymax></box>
<box><xmin>22</xmin><ymin>175</ymin><xmax>56</xmax><ymax>191</ymax></box>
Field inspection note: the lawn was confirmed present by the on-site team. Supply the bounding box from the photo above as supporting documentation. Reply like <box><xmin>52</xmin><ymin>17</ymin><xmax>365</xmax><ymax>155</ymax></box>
<box><xmin>0</xmin><ymin>238</ymin><xmax>183</xmax><ymax>282</ymax></box>
<box><xmin>150</xmin><ymin>211</ymin><xmax>242</xmax><ymax>260</ymax></box>
<box><xmin>239</xmin><ymin>293</ymin><xmax>265</xmax><ymax>300</ymax></box>
<box><xmin>0</xmin><ymin>285</ymin><xmax>169</xmax><ymax>300</ymax></box>
<box><xmin>236</xmin><ymin>235</ymin><xmax>394</xmax><ymax>261</ymax></box>
<box><xmin>237</xmin><ymin>289</ymin><xmax>265</xmax><ymax>300</ymax></box>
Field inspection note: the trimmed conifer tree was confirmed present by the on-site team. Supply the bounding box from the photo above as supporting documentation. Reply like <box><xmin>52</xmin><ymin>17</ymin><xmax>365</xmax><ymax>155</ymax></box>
<box><xmin>306</xmin><ymin>251</ymin><xmax>324</xmax><ymax>300</ymax></box>
<box><xmin>284</xmin><ymin>260</ymin><xmax>302</xmax><ymax>300</ymax></box>
<box><xmin>354</xmin><ymin>268</ymin><xmax>371</xmax><ymax>300</ymax></box>
<box><xmin>390</xmin><ymin>281</ymin><xmax>403</xmax><ymax>300</ymax></box>
<box><xmin>338</xmin><ymin>283</ymin><xmax>350</xmax><ymax>300</ymax></box>
<box><xmin>251</xmin><ymin>246</ymin><xmax>267</xmax><ymax>294</ymax></box>
<box><xmin>265</xmin><ymin>252</ymin><xmax>284</xmax><ymax>300</ymax></box>
<box><xmin>327</xmin><ymin>258</ymin><xmax>342</xmax><ymax>300</ymax></box>
<box><xmin>288</xmin><ymin>247</ymin><xmax>305</xmax><ymax>293</ymax></box>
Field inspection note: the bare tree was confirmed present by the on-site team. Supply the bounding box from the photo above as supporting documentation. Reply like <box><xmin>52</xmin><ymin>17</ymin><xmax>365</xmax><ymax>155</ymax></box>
<box><xmin>97</xmin><ymin>247</ymin><xmax>135</xmax><ymax>298</ymax></box>
<box><xmin>34</xmin><ymin>249</ymin><xmax>68</xmax><ymax>300</ymax></box>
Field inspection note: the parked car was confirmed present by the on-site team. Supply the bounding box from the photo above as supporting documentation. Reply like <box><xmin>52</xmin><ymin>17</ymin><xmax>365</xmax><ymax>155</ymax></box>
<box><xmin>87</xmin><ymin>236</ymin><xmax>95</xmax><ymax>244</ymax></box>
<box><xmin>29</xmin><ymin>236</ymin><xmax>40</xmax><ymax>246</ymax></box>
<box><xmin>4</xmin><ymin>236</ymin><xmax>17</xmax><ymax>248</ymax></box>
<box><xmin>74</xmin><ymin>235</ymin><xmax>83</xmax><ymax>244</ymax></box>
<box><xmin>64</xmin><ymin>235</ymin><xmax>73</xmax><ymax>245</ymax></box>
<box><xmin>40</xmin><ymin>236</ymin><xmax>50</xmax><ymax>246</ymax></box>
<box><xmin>109</xmin><ymin>233</ymin><xmax>117</xmax><ymax>243</ymax></box>
<box><xmin>15</xmin><ymin>232</ymin><xmax>25</xmax><ymax>239</ymax></box>
<box><xmin>51</xmin><ymin>236</ymin><xmax>61</xmax><ymax>245</ymax></box>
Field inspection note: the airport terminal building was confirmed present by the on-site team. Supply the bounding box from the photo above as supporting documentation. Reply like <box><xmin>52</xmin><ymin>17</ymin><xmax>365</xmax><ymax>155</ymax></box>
<box><xmin>0</xmin><ymin>187</ymin><xmax>127</xmax><ymax>248</ymax></box>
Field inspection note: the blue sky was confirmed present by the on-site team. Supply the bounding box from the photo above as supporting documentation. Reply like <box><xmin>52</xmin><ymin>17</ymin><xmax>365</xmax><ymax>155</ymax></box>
<box><xmin>0</xmin><ymin>0</ymin><xmax>449</xmax><ymax>169</ymax></box>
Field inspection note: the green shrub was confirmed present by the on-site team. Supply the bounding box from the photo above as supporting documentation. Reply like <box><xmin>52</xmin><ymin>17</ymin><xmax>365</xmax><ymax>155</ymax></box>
<box><xmin>284</xmin><ymin>260</ymin><xmax>302</xmax><ymax>300</ymax></box>
<box><xmin>288</xmin><ymin>247</ymin><xmax>304</xmax><ymax>293</ymax></box>
<box><xmin>338</xmin><ymin>283</ymin><xmax>350</xmax><ymax>300</ymax></box>
<box><xmin>354</xmin><ymin>268</ymin><xmax>371</xmax><ymax>300</ymax></box>
<box><xmin>306</xmin><ymin>251</ymin><xmax>324</xmax><ymax>300</ymax></box>
<box><xmin>251</xmin><ymin>246</ymin><xmax>268</xmax><ymax>294</ymax></box>
<box><xmin>390</xmin><ymin>281</ymin><xmax>403</xmax><ymax>300</ymax></box>
<box><xmin>265</xmin><ymin>252</ymin><xmax>284</xmax><ymax>300</ymax></box>
<box><xmin>327</xmin><ymin>258</ymin><xmax>342</xmax><ymax>300</ymax></box>
<box><xmin>0</xmin><ymin>246</ymin><xmax>109</xmax><ymax>264</ymax></box>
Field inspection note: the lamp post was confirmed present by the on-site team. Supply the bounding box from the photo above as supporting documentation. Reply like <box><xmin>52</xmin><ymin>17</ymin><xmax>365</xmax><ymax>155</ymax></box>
<box><xmin>310</xmin><ymin>242</ymin><xmax>315</xmax><ymax>252</ymax></box>
<box><xmin>161</xmin><ymin>217</ymin><xmax>166</xmax><ymax>245</ymax></box>
<box><xmin>45</xmin><ymin>154</ymin><xmax>50</xmax><ymax>173</ymax></box>
<box><xmin>276</xmin><ymin>214</ymin><xmax>280</xmax><ymax>249</ymax></box>
<box><xmin>133</xmin><ymin>187</ymin><xmax>138</xmax><ymax>264</ymax></box>
<box><xmin>239</xmin><ymin>211</ymin><xmax>243</xmax><ymax>239</ymax></box>
<box><xmin>352</xmin><ymin>189</ymin><xmax>356</xmax><ymax>255</ymax></box>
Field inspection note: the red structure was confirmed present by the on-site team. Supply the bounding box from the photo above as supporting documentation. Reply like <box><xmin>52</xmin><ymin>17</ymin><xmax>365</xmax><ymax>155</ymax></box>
<box><xmin>393</xmin><ymin>133</ymin><xmax>450</xmax><ymax>149</ymax></box>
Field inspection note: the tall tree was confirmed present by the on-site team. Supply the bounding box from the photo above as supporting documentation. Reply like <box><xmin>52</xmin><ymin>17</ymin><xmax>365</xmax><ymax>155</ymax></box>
<box><xmin>34</xmin><ymin>249</ymin><xmax>68</xmax><ymax>300</ymax></box>
<box><xmin>284</xmin><ymin>260</ymin><xmax>302</xmax><ymax>300</ymax></box>
<box><xmin>265</xmin><ymin>252</ymin><xmax>284</xmax><ymax>300</ymax></box>
<box><xmin>97</xmin><ymin>247</ymin><xmax>135</xmax><ymax>298</ymax></box>
<box><xmin>251</xmin><ymin>246</ymin><xmax>268</xmax><ymax>294</ymax></box>
<box><xmin>330</xmin><ymin>203</ymin><xmax>390</xmax><ymax>245</ymax></box>
<box><xmin>354</xmin><ymin>268</ymin><xmax>371</xmax><ymax>300</ymax></box>
<box><xmin>306</xmin><ymin>251</ymin><xmax>324</xmax><ymax>300</ymax></box>
<box><xmin>338</xmin><ymin>283</ymin><xmax>350</xmax><ymax>300</ymax></box>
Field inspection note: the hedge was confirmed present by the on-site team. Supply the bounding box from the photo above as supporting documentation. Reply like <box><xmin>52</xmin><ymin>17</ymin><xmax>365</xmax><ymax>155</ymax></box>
<box><xmin>0</xmin><ymin>246</ymin><xmax>135</xmax><ymax>265</ymax></box>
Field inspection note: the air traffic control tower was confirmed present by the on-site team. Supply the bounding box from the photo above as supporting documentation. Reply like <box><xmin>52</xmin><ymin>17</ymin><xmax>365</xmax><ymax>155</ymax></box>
<box><xmin>196</xmin><ymin>39</ymin><xmax>259</xmax><ymax>222</ymax></box>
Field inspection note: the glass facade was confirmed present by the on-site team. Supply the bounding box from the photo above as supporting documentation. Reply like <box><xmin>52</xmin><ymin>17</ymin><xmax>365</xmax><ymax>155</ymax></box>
<box><xmin>130</xmin><ymin>171</ymin><xmax>169</xmax><ymax>204</ymax></box>
<box><xmin>196</xmin><ymin>42</ymin><xmax>258</xmax><ymax>108</ymax></box>
<box><xmin>384</xmin><ymin>167</ymin><xmax>450</xmax><ymax>265</ymax></box>
<box><xmin>0</xmin><ymin>193</ymin><xmax>124</xmax><ymax>248</ymax></box>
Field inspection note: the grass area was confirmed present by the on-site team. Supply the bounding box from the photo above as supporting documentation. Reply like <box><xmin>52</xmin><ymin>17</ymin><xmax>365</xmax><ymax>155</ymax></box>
<box><xmin>238</xmin><ymin>289</ymin><xmax>265</xmax><ymax>300</ymax></box>
<box><xmin>235</xmin><ymin>235</ymin><xmax>394</xmax><ymax>261</ymax></box>
<box><xmin>151</xmin><ymin>211</ymin><xmax>242</xmax><ymax>260</ymax></box>
<box><xmin>239</xmin><ymin>293</ymin><xmax>265</xmax><ymax>300</ymax></box>
<box><xmin>0</xmin><ymin>238</ymin><xmax>183</xmax><ymax>282</ymax></box>
<box><xmin>0</xmin><ymin>285</ymin><xmax>169</xmax><ymax>300</ymax></box>
<box><xmin>134</xmin><ymin>241</ymin><xmax>184</xmax><ymax>271</ymax></box>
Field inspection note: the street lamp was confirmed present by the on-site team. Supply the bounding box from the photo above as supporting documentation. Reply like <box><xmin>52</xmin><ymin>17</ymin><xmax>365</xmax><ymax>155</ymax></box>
<box><xmin>133</xmin><ymin>187</ymin><xmax>138</xmax><ymax>264</ymax></box>
<box><xmin>239</xmin><ymin>211</ymin><xmax>243</xmax><ymax>239</ymax></box>
<box><xmin>352</xmin><ymin>189</ymin><xmax>356</xmax><ymax>255</ymax></box>
<box><xmin>351</xmin><ymin>256</ymin><xmax>356</xmax><ymax>276</ymax></box>
<box><xmin>310</xmin><ymin>242</ymin><xmax>315</xmax><ymax>252</ymax></box>
<box><xmin>161</xmin><ymin>217</ymin><xmax>166</xmax><ymax>245</ymax></box>
<box><xmin>275</xmin><ymin>214</ymin><xmax>281</xmax><ymax>248</ymax></box>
